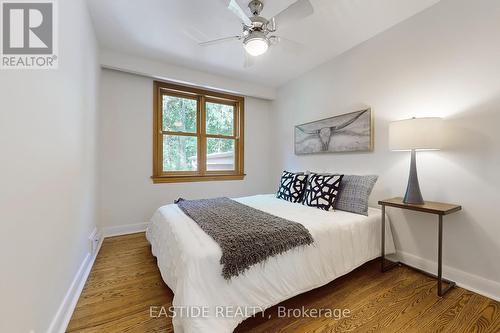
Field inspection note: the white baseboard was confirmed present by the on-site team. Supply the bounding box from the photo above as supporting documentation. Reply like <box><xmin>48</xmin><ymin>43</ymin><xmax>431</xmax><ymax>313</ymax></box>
<box><xmin>102</xmin><ymin>222</ymin><xmax>149</xmax><ymax>238</ymax></box>
<box><xmin>397</xmin><ymin>250</ymin><xmax>500</xmax><ymax>302</ymax></box>
<box><xmin>47</xmin><ymin>228</ymin><xmax>104</xmax><ymax>333</ymax></box>
<box><xmin>47</xmin><ymin>223</ymin><xmax>148</xmax><ymax>333</ymax></box>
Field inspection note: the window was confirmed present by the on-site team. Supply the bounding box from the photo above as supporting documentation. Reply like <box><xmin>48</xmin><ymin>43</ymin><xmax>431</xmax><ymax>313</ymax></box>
<box><xmin>152</xmin><ymin>81</ymin><xmax>245</xmax><ymax>183</ymax></box>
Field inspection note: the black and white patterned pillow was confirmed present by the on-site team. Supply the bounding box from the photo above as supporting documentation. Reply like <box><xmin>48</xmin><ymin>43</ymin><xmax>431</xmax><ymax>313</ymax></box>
<box><xmin>302</xmin><ymin>174</ymin><xmax>344</xmax><ymax>211</ymax></box>
<box><xmin>276</xmin><ymin>171</ymin><xmax>308</xmax><ymax>203</ymax></box>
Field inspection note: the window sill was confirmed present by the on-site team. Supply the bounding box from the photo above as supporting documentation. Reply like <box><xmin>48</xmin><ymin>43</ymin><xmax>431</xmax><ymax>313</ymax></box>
<box><xmin>151</xmin><ymin>174</ymin><xmax>246</xmax><ymax>184</ymax></box>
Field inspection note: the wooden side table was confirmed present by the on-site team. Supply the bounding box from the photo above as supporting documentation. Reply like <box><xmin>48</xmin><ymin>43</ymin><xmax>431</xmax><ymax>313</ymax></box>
<box><xmin>379</xmin><ymin>197</ymin><xmax>462</xmax><ymax>297</ymax></box>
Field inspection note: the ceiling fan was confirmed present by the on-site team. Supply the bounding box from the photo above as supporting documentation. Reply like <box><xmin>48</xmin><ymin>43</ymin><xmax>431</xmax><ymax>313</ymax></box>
<box><xmin>200</xmin><ymin>0</ymin><xmax>314</xmax><ymax>58</ymax></box>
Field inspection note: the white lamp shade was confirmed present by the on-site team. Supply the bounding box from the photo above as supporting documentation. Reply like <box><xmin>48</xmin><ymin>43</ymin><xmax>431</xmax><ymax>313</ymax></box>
<box><xmin>389</xmin><ymin>117</ymin><xmax>443</xmax><ymax>151</ymax></box>
<box><xmin>244</xmin><ymin>38</ymin><xmax>269</xmax><ymax>56</ymax></box>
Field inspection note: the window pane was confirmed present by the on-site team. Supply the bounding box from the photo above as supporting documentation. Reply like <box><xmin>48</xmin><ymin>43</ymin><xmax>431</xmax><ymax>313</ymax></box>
<box><xmin>206</xmin><ymin>102</ymin><xmax>234</xmax><ymax>136</ymax></box>
<box><xmin>163</xmin><ymin>95</ymin><xmax>197</xmax><ymax>133</ymax></box>
<box><xmin>206</xmin><ymin>138</ymin><xmax>235</xmax><ymax>171</ymax></box>
<box><xmin>163</xmin><ymin>135</ymin><xmax>198</xmax><ymax>171</ymax></box>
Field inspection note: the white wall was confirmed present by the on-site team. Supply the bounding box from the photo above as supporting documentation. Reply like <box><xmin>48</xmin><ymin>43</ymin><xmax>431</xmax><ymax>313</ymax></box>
<box><xmin>0</xmin><ymin>1</ymin><xmax>100</xmax><ymax>332</ymax></box>
<box><xmin>98</xmin><ymin>69</ymin><xmax>275</xmax><ymax>232</ymax></box>
<box><xmin>271</xmin><ymin>0</ymin><xmax>500</xmax><ymax>299</ymax></box>
<box><xmin>100</xmin><ymin>50</ymin><xmax>277</xmax><ymax>100</ymax></box>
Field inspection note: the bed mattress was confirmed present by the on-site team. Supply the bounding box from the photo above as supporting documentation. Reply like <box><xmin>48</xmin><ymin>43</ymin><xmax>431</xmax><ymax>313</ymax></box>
<box><xmin>146</xmin><ymin>194</ymin><xmax>395</xmax><ymax>333</ymax></box>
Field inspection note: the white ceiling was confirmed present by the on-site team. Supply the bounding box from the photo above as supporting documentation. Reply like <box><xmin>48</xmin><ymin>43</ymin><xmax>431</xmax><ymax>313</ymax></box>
<box><xmin>87</xmin><ymin>0</ymin><xmax>441</xmax><ymax>87</ymax></box>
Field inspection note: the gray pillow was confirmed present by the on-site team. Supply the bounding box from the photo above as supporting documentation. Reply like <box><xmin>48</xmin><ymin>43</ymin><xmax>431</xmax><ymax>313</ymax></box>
<box><xmin>335</xmin><ymin>175</ymin><xmax>378</xmax><ymax>215</ymax></box>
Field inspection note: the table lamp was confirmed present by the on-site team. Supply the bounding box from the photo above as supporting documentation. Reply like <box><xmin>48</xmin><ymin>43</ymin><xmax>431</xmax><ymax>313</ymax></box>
<box><xmin>389</xmin><ymin>117</ymin><xmax>443</xmax><ymax>205</ymax></box>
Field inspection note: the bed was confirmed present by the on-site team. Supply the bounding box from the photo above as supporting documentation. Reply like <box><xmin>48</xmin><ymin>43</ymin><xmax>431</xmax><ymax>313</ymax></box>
<box><xmin>146</xmin><ymin>194</ymin><xmax>395</xmax><ymax>333</ymax></box>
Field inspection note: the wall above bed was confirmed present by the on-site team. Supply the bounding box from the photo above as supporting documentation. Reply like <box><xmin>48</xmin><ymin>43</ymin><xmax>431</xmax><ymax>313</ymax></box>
<box><xmin>270</xmin><ymin>0</ymin><xmax>500</xmax><ymax>300</ymax></box>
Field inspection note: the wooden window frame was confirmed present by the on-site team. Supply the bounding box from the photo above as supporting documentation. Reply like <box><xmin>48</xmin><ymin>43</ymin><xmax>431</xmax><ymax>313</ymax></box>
<box><xmin>152</xmin><ymin>81</ymin><xmax>245</xmax><ymax>183</ymax></box>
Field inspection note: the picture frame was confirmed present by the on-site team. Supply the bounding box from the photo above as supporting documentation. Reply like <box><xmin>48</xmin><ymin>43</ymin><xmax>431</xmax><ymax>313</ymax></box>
<box><xmin>294</xmin><ymin>108</ymin><xmax>373</xmax><ymax>155</ymax></box>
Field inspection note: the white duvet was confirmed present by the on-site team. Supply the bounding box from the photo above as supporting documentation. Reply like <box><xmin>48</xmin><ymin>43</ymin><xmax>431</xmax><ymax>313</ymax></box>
<box><xmin>146</xmin><ymin>194</ymin><xmax>395</xmax><ymax>333</ymax></box>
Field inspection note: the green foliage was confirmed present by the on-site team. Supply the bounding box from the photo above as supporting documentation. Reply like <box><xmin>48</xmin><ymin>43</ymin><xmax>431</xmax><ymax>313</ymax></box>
<box><xmin>162</xmin><ymin>96</ymin><xmax>196</xmax><ymax>133</ymax></box>
<box><xmin>206</xmin><ymin>102</ymin><xmax>234</xmax><ymax>155</ymax></box>
<box><xmin>207</xmin><ymin>138</ymin><xmax>234</xmax><ymax>155</ymax></box>
<box><xmin>163</xmin><ymin>135</ymin><xmax>197</xmax><ymax>171</ymax></box>
<box><xmin>206</xmin><ymin>102</ymin><xmax>233</xmax><ymax>136</ymax></box>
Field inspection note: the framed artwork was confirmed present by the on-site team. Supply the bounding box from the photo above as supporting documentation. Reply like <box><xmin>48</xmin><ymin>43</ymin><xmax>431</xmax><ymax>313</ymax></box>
<box><xmin>294</xmin><ymin>108</ymin><xmax>373</xmax><ymax>154</ymax></box>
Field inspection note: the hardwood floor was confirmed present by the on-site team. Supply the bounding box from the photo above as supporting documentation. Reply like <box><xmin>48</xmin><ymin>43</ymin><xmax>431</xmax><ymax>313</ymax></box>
<box><xmin>67</xmin><ymin>233</ymin><xmax>500</xmax><ymax>332</ymax></box>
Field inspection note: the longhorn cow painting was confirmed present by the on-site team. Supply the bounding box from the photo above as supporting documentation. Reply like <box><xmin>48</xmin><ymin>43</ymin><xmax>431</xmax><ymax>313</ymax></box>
<box><xmin>294</xmin><ymin>109</ymin><xmax>373</xmax><ymax>154</ymax></box>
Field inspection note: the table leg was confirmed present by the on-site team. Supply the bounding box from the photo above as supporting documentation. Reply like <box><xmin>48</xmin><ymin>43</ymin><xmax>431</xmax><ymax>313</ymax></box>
<box><xmin>437</xmin><ymin>214</ymin><xmax>456</xmax><ymax>296</ymax></box>
<box><xmin>381</xmin><ymin>205</ymin><xmax>385</xmax><ymax>272</ymax></box>
<box><xmin>381</xmin><ymin>205</ymin><xmax>398</xmax><ymax>272</ymax></box>
<box><xmin>438</xmin><ymin>215</ymin><xmax>443</xmax><ymax>296</ymax></box>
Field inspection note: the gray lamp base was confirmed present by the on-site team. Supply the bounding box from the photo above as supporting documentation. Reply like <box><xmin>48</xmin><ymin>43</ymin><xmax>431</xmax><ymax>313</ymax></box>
<box><xmin>403</xmin><ymin>149</ymin><xmax>424</xmax><ymax>205</ymax></box>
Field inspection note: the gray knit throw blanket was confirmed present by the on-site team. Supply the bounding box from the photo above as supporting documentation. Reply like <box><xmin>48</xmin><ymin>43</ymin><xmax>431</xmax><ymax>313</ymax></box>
<box><xmin>175</xmin><ymin>197</ymin><xmax>314</xmax><ymax>280</ymax></box>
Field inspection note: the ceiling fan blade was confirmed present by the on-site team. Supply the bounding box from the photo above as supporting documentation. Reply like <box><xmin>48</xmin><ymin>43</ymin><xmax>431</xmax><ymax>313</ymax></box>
<box><xmin>244</xmin><ymin>51</ymin><xmax>256</xmax><ymax>68</ymax></box>
<box><xmin>199</xmin><ymin>35</ymin><xmax>242</xmax><ymax>46</ymax></box>
<box><xmin>272</xmin><ymin>0</ymin><xmax>314</xmax><ymax>30</ymax></box>
<box><xmin>268</xmin><ymin>17</ymin><xmax>276</xmax><ymax>31</ymax></box>
<box><xmin>222</xmin><ymin>0</ymin><xmax>252</xmax><ymax>26</ymax></box>
<box><xmin>183</xmin><ymin>26</ymin><xmax>209</xmax><ymax>43</ymax></box>
<box><xmin>270</xmin><ymin>36</ymin><xmax>303</xmax><ymax>54</ymax></box>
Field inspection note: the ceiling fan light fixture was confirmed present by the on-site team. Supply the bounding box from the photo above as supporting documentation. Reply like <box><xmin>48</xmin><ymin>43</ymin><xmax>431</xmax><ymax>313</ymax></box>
<box><xmin>200</xmin><ymin>0</ymin><xmax>313</xmax><ymax>64</ymax></box>
<box><xmin>243</xmin><ymin>32</ymin><xmax>269</xmax><ymax>56</ymax></box>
